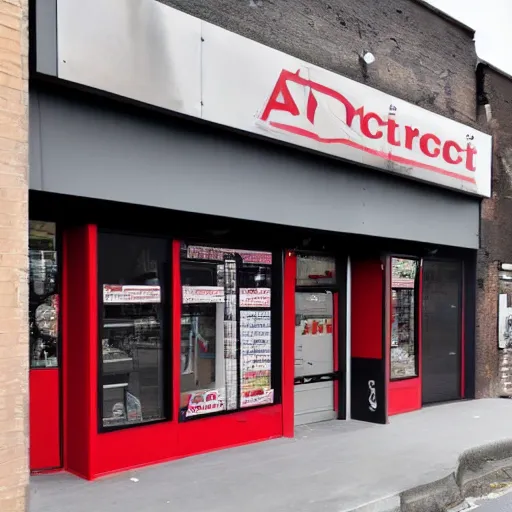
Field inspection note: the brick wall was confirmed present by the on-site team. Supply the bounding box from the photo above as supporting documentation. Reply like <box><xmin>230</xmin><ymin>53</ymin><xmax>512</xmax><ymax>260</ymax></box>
<box><xmin>475</xmin><ymin>65</ymin><xmax>512</xmax><ymax>397</ymax></box>
<box><xmin>0</xmin><ymin>0</ymin><xmax>29</xmax><ymax>510</ymax></box>
<box><xmin>160</xmin><ymin>0</ymin><xmax>478</xmax><ymax>125</ymax></box>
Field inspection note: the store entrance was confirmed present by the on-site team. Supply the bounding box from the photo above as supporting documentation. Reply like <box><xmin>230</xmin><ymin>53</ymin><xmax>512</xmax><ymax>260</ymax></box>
<box><xmin>294</xmin><ymin>291</ymin><xmax>337</xmax><ymax>426</ymax></box>
<box><xmin>422</xmin><ymin>260</ymin><xmax>462</xmax><ymax>404</ymax></box>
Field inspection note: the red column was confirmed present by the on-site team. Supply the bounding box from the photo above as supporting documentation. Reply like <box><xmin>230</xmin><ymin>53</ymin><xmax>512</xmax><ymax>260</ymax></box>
<box><xmin>282</xmin><ymin>250</ymin><xmax>296</xmax><ymax>438</ymax></box>
<box><xmin>62</xmin><ymin>225</ymin><xmax>98</xmax><ymax>479</ymax></box>
<box><xmin>172</xmin><ymin>240</ymin><xmax>182</xmax><ymax>421</ymax></box>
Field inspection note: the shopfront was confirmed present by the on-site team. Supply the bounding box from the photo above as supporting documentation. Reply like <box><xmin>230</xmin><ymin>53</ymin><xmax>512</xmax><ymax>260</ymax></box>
<box><xmin>29</xmin><ymin>0</ymin><xmax>491</xmax><ymax>479</ymax></box>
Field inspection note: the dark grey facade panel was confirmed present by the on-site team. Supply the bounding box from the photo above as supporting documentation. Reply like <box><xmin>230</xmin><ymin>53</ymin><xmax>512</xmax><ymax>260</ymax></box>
<box><xmin>29</xmin><ymin>90</ymin><xmax>480</xmax><ymax>249</ymax></box>
<box><xmin>28</xmin><ymin>91</ymin><xmax>43</xmax><ymax>190</ymax></box>
<box><xmin>35</xmin><ymin>0</ymin><xmax>58</xmax><ymax>76</ymax></box>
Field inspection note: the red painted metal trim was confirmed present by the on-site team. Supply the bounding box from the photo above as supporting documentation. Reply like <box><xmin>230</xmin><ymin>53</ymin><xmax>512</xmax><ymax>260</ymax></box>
<box><xmin>61</xmin><ymin>230</ymin><xmax>69</xmax><ymax>470</ymax></box>
<box><xmin>62</xmin><ymin>225</ymin><xmax>97</xmax><ymax>479</ymax></box>
<box><xmin>282</xmin><ymin>250</ymin><xmax>296</xmax><ymax>438</ymax></box>
<box><xmin>351</xmin><ymin>259</ymin><xmax>384</xmax><ymax>359</ymax></box>
<box><xmin>388</xmin><ymin>378</ymin><xmax>421</xmax><ymax>416</ymax></box>
<box><xmin>333</xmin><ymin>292</ymin><xmax>339</xmax><ymax>412</ymax></box>
<box><xmin>384</xmin><ymin>257</ymin><xmax>391</xmax><ymax>420</ymax></box>
<box><xmin>460</xmin><ymin>262</ymin><xmax>465</xmax><ymax>398</ymax></box>
<box><xmin>418</xmin><ymin>259</ymin><xmax>423</xmax><ymax>401</ymax></box>
<box><xmin>29</xmin><ymin>369</ymin><xmax>61</xmax><ymax>470</ymax></box>
<box><xmin>172</xmin><ymin>240</ymin><xmax>181</xmax><ymax>420</ymax></box>
<box><xmin>87</xmin><ymin>225</ymin><xmax>98</xmax><ymax>479</ymax></box>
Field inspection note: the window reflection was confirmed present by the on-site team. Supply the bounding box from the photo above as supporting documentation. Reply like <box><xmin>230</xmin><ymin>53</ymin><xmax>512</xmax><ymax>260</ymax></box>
<box><xmin>99</xmin><ymin>233</ymin><xmax>168</xmax><ymax>429</ymax></box>
<box><xmin>180</xmin><ymin>245</ymin><xmax>274</xmax><ymax>420</ymax></box>
<box><xmin>390</xmin><ymin>258</ymin><xmax>419</xmax><ymax>380</ymax></box>
<box><xmin>29</xmin><ymin>221</ymin><xmax>59</xmax><ymax>368</ymax></box>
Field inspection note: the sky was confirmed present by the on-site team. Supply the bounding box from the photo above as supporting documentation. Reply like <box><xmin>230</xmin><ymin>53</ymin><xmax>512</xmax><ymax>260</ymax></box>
<box><xmin>424</xmin><ymin>0</ymin><xmax>512</xmax><ymax>76</ymax></box>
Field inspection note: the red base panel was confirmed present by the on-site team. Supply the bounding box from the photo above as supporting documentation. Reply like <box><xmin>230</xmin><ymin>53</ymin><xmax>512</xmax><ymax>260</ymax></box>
<box><xmin>178</xmin><ymin>406</ymin><xmax>283</xmax><ymax>458</ymax></box>
<box><xmin>91</xmin><ymin>406</ymin><xmax>283</xmax><ymax>478</ymax></box>
<box><xmin>29</xmin><ymin>369</ymin><xmax>61</xmax><ymax>471</ymax></box>
<box><xmin>388</xmin><ymin>378</ymin><xmax>421</xmax><ymax>416</ymax></box>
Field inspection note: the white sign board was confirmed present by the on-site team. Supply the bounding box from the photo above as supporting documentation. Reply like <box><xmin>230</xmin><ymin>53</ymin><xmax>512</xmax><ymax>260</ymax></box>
<box><xmin>239</xmin><ymin>288</ymin><xmax>271</xmax><ymax>308</ymax></box>
<box><xmin>185</xmin><ymin>389</ymin><xmax>225</xmax><ymax>418</ymax></box>
<box><xmin>182</xmin><ymin>286</ymin><xmax>225</xmax><ymax>304</ymax></box>
<box><xmin>103</xmin><ymin>285</ymin><xmax>160</xmax><ymax>304</ymax></box>
<box><xmin>55</xmin><ymin>0</ymin><xmax>492</xmax><ymax>197</ymax></box>
<box><xmin>202</xmin><ymin>22</ymin><xmax>491</xmax><ymax>197</ymax></box>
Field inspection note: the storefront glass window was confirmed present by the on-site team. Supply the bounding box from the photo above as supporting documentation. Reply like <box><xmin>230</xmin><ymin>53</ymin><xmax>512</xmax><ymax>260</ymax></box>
<box><xmin>390</xmin><ymin>258</ymin><xmax>419</xmax><ymax>380</ymax></box>
<box><xmin>296</xmin><ymin>254</ymin><xmax>336</xmax><ymax>287</ymax></box>
<box><xmin>98</xmin><ymin>232</ymin><xmax>169</xmax><ymax>429</ymax></box>
<box><xmin>180</xmin><ymin>244</ymin><xmax>274</xmax><ymax>420</ymax></box>
<box><xmin>29</xmin><ymin>221</ymin><xmax>59</xmax><ymax>369</ymax></box>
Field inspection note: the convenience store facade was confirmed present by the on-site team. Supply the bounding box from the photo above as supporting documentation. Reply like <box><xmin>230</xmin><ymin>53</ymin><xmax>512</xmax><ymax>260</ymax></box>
<box><xmin>29</xmin><ymin>0</ymin><xmax>491</xmax><ymax>479</ymax></box>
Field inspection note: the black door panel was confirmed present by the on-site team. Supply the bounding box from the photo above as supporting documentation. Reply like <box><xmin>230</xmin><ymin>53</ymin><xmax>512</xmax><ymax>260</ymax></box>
<box><xmin>422</xmin><ymin>261</ymin><xmax>462</xmax><ymax>404</ymax></box>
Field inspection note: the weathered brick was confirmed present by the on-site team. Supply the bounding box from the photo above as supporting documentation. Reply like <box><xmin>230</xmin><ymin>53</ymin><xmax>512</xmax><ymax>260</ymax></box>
<box><xmin>0</xmin><ymin>0</ymin><xmax>28</xmax><ymax>509</ymax></box>
<box><xmin>477</xmin><ymin>65</ymin><xmax>512</xmax><ymax>398</ymax></box>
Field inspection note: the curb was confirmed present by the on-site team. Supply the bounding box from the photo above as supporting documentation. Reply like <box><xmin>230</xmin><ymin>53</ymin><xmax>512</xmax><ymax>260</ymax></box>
<box><xmin>346</xmin><ymin>439</ymin><xmax>512</xmax><ymax>512</ymax></box>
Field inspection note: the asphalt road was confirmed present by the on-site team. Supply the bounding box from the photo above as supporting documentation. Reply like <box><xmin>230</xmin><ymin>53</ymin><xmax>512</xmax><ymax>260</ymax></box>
<box><xmin>473</xmin><ymin>490</ymin><xmax>512</xmax><ymax>511</ymax></box>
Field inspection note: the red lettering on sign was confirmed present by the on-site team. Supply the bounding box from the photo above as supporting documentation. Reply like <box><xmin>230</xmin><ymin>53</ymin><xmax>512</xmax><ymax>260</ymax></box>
<box><xmin>419</xmin><ymin>133</ymin><xmax>441</xmax><ymax>158</ymax></box>
<box><xmin>360</xmin><ymin>112</ymin><xmax>385</xmax><ymax>140</ymax></box>
<box><xmin>465</xmin><ymin>143</ymin><xmax>477</xmax><ymax>172</ymax></box>
<box><xmin>442</xmin><ymin>140</ymin><xmax>463</xmax><ymax>165</ymax></box>
<box><xmin>259</xmin><ymin>69</ymin><xmax>477</xmax><ymax>185</ymax></box>
<box><xmin>387</xmin><ymin>118</ymin><xmax>400</xmax><ymax>147</ymax></box>
<box><xmin>404</xmin><ymin>126</ymin><xmax>420</xmax><ymax>150</ymax></box>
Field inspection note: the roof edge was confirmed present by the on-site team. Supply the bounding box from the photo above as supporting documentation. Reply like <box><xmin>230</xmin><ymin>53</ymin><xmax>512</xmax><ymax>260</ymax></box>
<box><xmin>410</xmin><ymin>0</ymin><xmax>475</xmax><ymax>35</ymax></box>
<box><xmin>477</xmin><ymin>59</ymin><xmax>512</xmax><ymax>83</ymax></box>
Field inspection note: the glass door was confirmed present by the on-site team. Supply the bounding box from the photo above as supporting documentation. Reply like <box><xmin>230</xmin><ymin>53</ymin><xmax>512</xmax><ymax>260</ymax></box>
<box><xmin>294</xmin><ymin>291</ymin><xmax>336</xmax><ymax>425</ymax></box>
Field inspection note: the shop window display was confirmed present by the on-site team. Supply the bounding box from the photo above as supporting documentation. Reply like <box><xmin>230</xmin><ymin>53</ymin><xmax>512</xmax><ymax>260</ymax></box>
<box><xmin>294</xmin><ymin>254</ymin><xmax>336</xmax><ymax>384</ymax></box>
<box><xmin>29</xmin><ymin>221</ymin><xmax>59</xmax><ymax>368</ymax></box>
<box><xmin>390</xmin><ymin>258</ymin><xmax>419</xmax><ymax>380</ymax></box>
<box><xmin>180</xmin><ymin>244</ymin><xmax>274</xmax><ymax>420</ymax></box>
<box><xmin>98</xmin><ymin>233</ymin><xmax>169</xmax><ymax>429</ymax></box>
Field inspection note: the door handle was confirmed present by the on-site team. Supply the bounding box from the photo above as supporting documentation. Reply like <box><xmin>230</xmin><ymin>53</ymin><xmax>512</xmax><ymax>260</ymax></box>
<box><xmin>449</xmin><ymin>352</ymin><xmax>456</xmax><ymax>356</ymax></box>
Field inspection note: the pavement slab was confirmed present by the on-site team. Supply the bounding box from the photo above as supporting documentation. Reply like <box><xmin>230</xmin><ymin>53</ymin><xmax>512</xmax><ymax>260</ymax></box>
<box><xmin>29</xmin><ymin>399</ymin><xmax>512</xmax><ymax>512</ymax></box>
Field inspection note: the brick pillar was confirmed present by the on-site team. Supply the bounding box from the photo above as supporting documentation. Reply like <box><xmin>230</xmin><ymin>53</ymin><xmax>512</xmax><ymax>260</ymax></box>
<box><xmin>475</xmin><ymin>253</ymin><xmax>500</xmax><ymax>398</ymax></box>
<box><xmin>0</xmin><ymin>0</ymin><xmax>29</xmax><ymax>511</ymax></box>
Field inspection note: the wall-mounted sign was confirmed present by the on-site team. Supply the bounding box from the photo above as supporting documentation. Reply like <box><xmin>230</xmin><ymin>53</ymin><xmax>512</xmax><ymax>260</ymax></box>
<box><xmin>182</xmin><ymin>286</ymin><xmax>225</xmax><ymax>304</ymax></box>
<box><xmin>54</xmin><ymin>0</ymin><xmax>492</xmax><ymax>197</ymax></box>
<box><xmin>103</xmin><ymin>285</ymin><xmax>161</xmax><ymax>304</ymax></box>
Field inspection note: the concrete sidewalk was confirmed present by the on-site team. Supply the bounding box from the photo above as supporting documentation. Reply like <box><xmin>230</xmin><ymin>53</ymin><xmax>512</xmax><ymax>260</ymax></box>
<box><xmin>29</xmin><ymin>399</ymin><xmax>512</xmax><ymax>512</ymax></box>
